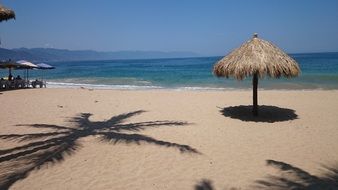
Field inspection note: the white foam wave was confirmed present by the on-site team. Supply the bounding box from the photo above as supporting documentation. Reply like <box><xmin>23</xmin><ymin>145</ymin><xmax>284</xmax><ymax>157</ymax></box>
<box><xmin>47</xmin><ymin>81</ymin><xmax>163</xmax><ymax>90</ymax></box>
<box><xmin>46</xmin><ymin>81</ymin><xmax>250</xmax><ymax>91</ymax></box>
<box><xmin>174</xmin><ymin>86</ymin><xmax>241</xmax><ymax>91</ymax></box>
<box><xmin>47</xmin><ymin>81</ymin><xmax>317</xmax><ymax>91</ymax></box>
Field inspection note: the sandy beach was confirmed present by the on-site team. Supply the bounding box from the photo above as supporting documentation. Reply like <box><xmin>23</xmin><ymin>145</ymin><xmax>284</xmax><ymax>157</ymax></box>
<box><xmin>0</xmin><ymin>88</ymin><xmax>337</xmax><ymax>189</ymax></box>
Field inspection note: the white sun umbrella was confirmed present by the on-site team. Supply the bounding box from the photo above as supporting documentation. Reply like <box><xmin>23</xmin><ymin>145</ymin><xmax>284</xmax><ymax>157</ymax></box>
<box><xmin>36</xmin><ymin>63</ymin><xmax>55</xmax><ymax>69</ymax></box>
<box><xmin>16</xmin><ymin>60</ymin><xmax>38</xmax><ymax>68</ymax></box>
<box><xmin>36</xmin><ymin>63</ymin><xmax>55</xmax><ymax>82</ymax></box>
<box><xmin>16</xmin><ymin>60</ymin><xmax>38</xmax><ymax>86</ymax></box>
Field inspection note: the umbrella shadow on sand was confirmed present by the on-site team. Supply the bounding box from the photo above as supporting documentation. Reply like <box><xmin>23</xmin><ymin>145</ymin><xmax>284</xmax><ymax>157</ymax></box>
<box><xmin>0</xmin><ymin>110</ymin><xmax>199</xmax><ymax>189</ymax></box>
<box><xmin>220</xmin><ymin>105</ymin><xmax>298</xmax><ymax>123</ymax></box>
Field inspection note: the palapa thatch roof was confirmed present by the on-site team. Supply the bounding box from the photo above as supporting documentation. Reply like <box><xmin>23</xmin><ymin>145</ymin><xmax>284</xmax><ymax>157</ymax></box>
<box><xmin>213</xmin><ymin>34</ymin><xmax>300</xmax><ymax>80</ymax></box>
<box><xmin>0</xmin><ymin>4</ymin><xmax>15</xmax><ymax>22</ymax></box>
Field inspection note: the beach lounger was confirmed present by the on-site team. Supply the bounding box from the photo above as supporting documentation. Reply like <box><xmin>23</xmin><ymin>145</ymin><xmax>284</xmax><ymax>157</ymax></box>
<box><xmin>0</xmin><ymin>80</ymin><xmax>7</xmax><ymax>89</ymax></box>
<box><xmin>31</xmin><ymin>80</ymin><xmax>44</xmax><ymax>88</ymax></box>
<box><xmin>14</xmin><ymin>79</ymin><xmax>25</xmax><ymax>88</ymax></box>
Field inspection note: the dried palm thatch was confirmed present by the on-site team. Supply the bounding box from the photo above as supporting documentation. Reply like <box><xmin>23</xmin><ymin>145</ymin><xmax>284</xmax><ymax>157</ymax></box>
<box><xmin>0</xmin><ymin>4</ymin><xmax>15</xmax><ymax>22</ymax></box>
<box><xmin>214</xmin><ymin>34</ymin><xmax>300</xmax><ymax>79</ymax></box>
<box><xmin>213</xmin><ymin>34</ymin><xmax>301</xmax><ymax>116</ymax></box>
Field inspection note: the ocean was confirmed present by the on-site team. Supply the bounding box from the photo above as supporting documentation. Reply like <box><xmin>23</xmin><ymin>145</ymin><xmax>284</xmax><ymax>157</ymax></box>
<box><xmin>2</xmin><ymin>52</ymin><xmax>338</xmax><ymax>90</ymax></box>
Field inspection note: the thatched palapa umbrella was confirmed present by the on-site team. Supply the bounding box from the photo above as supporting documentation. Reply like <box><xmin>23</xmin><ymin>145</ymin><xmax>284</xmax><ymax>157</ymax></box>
<box><xmin>0</xmin><ymin>4</ymin><xmax>15</xmax><ymax>22</ymax></box>
<box><xmin>213</xmin><ymin>33</ymin><xmax>300</xmax><ymax>116</ymax></box>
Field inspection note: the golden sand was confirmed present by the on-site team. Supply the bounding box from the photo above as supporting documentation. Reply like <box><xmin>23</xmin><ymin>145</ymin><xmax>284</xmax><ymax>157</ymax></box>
<box><xmin>0</xmin><ymin>88</ymin><xmax>337</xmax><ymax>189</ymax></box>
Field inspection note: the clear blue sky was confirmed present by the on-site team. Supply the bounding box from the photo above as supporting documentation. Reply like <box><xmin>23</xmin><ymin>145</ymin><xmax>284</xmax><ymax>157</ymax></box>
<box><xmin>1</xmin><ymin>0</ymin><xmax>338</xmax><ymax>55</ymax></box>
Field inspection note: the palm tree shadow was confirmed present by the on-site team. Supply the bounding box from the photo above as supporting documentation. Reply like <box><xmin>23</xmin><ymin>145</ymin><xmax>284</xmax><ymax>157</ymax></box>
<box><xmin>220</xmin><ymin>105</ymin><xmax>298</xmax><ymax>123</ymax></box>
<box><xmin>0</xmin><ymin>110</ymin><xmax>199</xmax><ymax>189</ymax></box>
<box><xmin>255</xmin><ymin>160</ymin><xmax>338</xmax><ymax>189</ymax></box>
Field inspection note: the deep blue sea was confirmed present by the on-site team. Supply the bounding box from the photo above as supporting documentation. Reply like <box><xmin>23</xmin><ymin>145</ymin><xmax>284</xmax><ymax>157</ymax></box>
<box><xmin>2</xmin><ymin>52</ymin><xmax>338</xmax><ymax>90</ymax></box>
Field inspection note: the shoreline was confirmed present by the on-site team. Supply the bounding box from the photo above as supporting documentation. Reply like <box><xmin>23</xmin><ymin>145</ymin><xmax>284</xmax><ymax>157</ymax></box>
<box><xmin>3</xmin><ymin>86</ymin><xmax>338</xmax><ymax>93</ymax></box>
<box><xmin>44</xmin><ymin>81</ymin><xmax>338</xmax><ymax>91</ymax></box>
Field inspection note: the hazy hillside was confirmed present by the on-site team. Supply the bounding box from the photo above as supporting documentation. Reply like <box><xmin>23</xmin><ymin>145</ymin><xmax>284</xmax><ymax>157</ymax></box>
<box><xmin>0</xmin><ymin>48</ymin><xmax>199</xmax><ymax>62</ymax></box>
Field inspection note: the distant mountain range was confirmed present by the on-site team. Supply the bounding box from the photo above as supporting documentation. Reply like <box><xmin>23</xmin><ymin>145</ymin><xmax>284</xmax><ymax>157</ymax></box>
<box><xmin>0</xmin><ymin>48</ymin><xmax>200</xmax><ymax>62</ymax></box>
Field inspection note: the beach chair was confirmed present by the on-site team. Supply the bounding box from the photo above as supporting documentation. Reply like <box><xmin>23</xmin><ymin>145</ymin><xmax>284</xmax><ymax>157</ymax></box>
<box><xmin>0</xmin><ymin>80</ymin><xmax>6</xmax><ymax>89</ymax></box>
<box><xmin>14</xmin><ymin>79</ymin><xmax>24</xmax><ymax>88</ymax></box>
<box><xmin>31</xmin><ymin>80</ymin><xmax>44</xmax><ymax>88</ymax></box>
<box><xmin>8</xmin><ymin>80</ymin><xmax>15</xmax><ymax>89</ymax></box>
<box><xmin>25</xmin><ymin>80</ymin><xmax>29</xmax><ymax>88</ymax></box>
<box><xmin>0</xmin><ymin>80</ymin><xmax>5</xmax><ymax>89</ymax></box>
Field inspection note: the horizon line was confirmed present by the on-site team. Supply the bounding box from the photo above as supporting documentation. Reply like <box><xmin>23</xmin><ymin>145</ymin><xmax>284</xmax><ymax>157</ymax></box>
<box><xmin>1</xmin><ymin>47</ymin><xmax>338</xmax><ymax>57</ymax></box>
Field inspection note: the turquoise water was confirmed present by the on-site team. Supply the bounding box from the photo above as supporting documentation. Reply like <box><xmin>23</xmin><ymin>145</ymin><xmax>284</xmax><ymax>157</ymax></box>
<box><xmin>2</xmin><ymin>52</ymin><xmax>338</xmax><ymax>90</ymax></box>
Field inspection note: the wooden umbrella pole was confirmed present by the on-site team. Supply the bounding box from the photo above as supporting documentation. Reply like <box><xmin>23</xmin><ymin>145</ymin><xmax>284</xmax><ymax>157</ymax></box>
<box><xmin>252</xmin><ymin>73</ymin><xmax>258</xmax><ymax>116</ymax></box>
